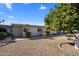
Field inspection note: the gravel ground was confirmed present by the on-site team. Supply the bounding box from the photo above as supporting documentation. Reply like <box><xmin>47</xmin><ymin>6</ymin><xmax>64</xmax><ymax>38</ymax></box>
<box><xmin>0</xmin><ymin>36</ymin><xmax>74</xmax><ymax>56</ymax></box>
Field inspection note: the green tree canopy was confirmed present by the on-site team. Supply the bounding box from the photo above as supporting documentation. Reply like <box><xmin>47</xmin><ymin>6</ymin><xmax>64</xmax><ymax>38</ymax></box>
<box><xmin>44</xmin><ymin>3</ymin><xmax>79</xmax><ymax>34</ymax></box>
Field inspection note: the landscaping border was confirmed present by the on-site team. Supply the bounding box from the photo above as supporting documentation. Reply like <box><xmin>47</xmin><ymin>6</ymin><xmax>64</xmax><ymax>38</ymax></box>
<box><xmin>58</xmin><ymin>43</ymin><xmax>76</xmax><ymax>56</ymax></box>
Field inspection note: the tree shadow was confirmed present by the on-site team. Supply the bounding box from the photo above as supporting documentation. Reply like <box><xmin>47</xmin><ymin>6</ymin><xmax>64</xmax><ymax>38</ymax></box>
<box><xmin>28</xmin><ymin>33</ymin><xmax>65</xmax><ymax>40</ymax></box>
<box><xmin>61</xmin><ymin>42</ymin><xmax>75</xmax><ymax>46</ymax></box>
<box><xmin>60</xmin><ymin>42</ymin><xmax>75</xmax><ymax>48</ymax></box>
<box><xmin>28</xmin><ymin>36</ymin><xmax>55</xmax><ymax>40</ymax></box>
<box><xmin>0</xmin><ymin>37</ymin><xmax>15</xmax><ymax>47</ymax></box>
<box><xmin>52</xmin><ymin>34</ymin><xmax>64</xmax><ymax>37</ymax></box>
<box><xmin>68</xmin><ymin>42</ymin><xmax>75</xmax><ymax>46</ymax></box>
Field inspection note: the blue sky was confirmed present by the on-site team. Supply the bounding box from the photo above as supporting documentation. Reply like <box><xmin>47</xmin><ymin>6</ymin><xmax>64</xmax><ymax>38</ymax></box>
<box><xmin>0</xmin><ymin>3</ymin><xmax>57</xmax><ymax>26</ymax></box>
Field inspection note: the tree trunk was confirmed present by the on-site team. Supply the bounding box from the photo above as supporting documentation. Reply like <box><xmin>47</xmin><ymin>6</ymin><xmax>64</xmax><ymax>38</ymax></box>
<box><xmin>75</xmin><ymin>39</ymin><xmax>79</xmax><ymax>49</ymax></box>
<box><xmin>72</xmin><ymin>32</ymin><xmax>79</xmax><ymax>49</ymax></box>
<box><xmin>74</xmin><ymin>35</ymin><xmax>79</xmax><ymax>49</ymax></box>
<box><xmin>69</xmin><ymin>30</ymin><xmax>79</xmax><ymax>49</ymax></box>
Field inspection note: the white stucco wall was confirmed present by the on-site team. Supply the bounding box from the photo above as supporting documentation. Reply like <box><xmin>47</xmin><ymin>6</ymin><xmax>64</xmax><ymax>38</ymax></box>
<box><xmin>29</xmin><ymin>27</ymin><xmax>41</xmax><ymax>36</ymax></box>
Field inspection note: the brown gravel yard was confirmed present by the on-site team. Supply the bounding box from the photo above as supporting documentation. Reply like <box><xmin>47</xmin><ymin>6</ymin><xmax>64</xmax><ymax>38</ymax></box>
<box><xmin>0</xmin><ymin>36</ymin><xmax>76</xmax><ymax>56</ymax></box>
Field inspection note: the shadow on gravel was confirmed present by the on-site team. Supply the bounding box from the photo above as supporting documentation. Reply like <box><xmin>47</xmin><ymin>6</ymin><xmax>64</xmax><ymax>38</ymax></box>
<box><xmin>27</xmin><ymin>34</ymin><xmax>64</xmax><ymax>40</ymax></box>
<box><xmin>60</xmin><ymin>42</ymin><xmax>75</xmax><ymax>47</ymax></box>
<box><xmin>0</xmin><ymin>42</ymin><xmax>15</xmax><ymax>47</ymax></box>
<box><xmin>28</xmin><ymin>36</ymin><xmax>55</xmax><ymax>40</ymax></box>
<box><xmin>68</xmin><ymin>42</ymin><xmax>75</xmax><ymax>46</ymax></box>
<box><xmin>0</xmin><ymin>37</ymin><xmax>15</xmax><ymax>47</ymax></box>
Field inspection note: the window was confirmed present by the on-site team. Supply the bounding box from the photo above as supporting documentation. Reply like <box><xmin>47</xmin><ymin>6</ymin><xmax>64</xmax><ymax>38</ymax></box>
<box><xmin>38</xmin><ymin>28</ymin><xmax>42</xmax><ymax>32</ymax></box>
<box><xmin>0</xmin><ymin>28</ymin><xmax>7</xmax><ymax>32</ymax></box>
<box><xmin>24</xmin><ymin>29</ymin><xmax>29</xmax><ymax>32</ymax></box>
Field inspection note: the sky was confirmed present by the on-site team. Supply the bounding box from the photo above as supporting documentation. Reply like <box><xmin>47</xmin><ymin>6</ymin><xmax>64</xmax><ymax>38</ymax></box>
<box><xmin>0</xmin><ymin>3</ymin><xmax>57</xmax><ymax>26</ymax></box>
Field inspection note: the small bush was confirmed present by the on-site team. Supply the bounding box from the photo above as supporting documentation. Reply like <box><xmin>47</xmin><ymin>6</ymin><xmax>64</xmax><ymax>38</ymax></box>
<box><xmin>7</xmin><ymin>33</ymin><xmax>13</xmax><ymax>37</ymax></box>
<box><xmin>42</xmin><ymin>32</ymin><xmax>47</xmax><ymax>37</ymax></box>
<box><xmin>45</xmin><ymin>31</ymin><xmax>50</xmax><ymax>36</ymax></box>
<box><xmin>0</xmin><ymin>32</ymin><xmax>7</xmax><ymax>40</ymax></box>
<box><xmin>25</xmin><ymin>32</ymin><xmax>31</xmax><ymax>38</ymax></box>
<box><xmin>42</xmin><ymin>31</ymin><xmax>50</xmax><ymax>37</ymax></box>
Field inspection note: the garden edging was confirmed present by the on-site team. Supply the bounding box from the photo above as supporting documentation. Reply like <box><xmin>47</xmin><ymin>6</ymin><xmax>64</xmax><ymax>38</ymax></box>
<box><xmin>58</xmin><ymin>43</ymin><xmax>76</xmax><ymax>56</ymax></box>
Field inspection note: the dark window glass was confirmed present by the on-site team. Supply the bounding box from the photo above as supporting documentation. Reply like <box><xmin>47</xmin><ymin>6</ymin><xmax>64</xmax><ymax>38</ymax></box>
<box><xmin>38</xmin><ymin>29</ymin><xmax>42</xmax><ymax>32</ymax></box>
<box><xmin>0</xmin><ymin>28</ymin><xmax>7</xmax><ymax>32</ymax></box>
<box><xmin>24</xmin><ymin>29</ymin><xmax>29</xmax><ymax>32</ymax></box>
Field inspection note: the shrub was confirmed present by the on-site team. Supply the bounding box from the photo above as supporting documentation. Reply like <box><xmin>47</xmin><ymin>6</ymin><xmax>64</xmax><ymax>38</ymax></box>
<box><xmin>42</xmin><ymin>32</ymin><xmax>47</xmax><ymax>37</ymax></box>
<box><xmin>42</xmin><ymin>31</ymin><xmax>50</xmax><ymax>37</ymax></box>
<box><xmin>45</xmin><ymin>31</ymin><xmax>50</xmax><ymax>36</ymax></box>
<box><xmin>7</xmin><ymin>33</ymin><xmax>13</xmax><ymax>37</ymax></box>
<box><xmin>0</xmin><ymin>32</ymin><xmax>7</xmax><ymax>40</ymax></box>
<box><xmin>25</xmin><ymin>32</ymin><xmax>31</xmax><ymax>38</ymax></box>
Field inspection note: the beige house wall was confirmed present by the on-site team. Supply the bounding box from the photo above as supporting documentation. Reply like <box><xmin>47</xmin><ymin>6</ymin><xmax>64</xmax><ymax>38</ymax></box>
<box><xmin>23</xmin><ymin>25</ymin><xmax>45</xmax><ymax>36</ymax></box>
<box><xmin>29</xmin><ymin>26</ymin><xmax>41</xmax><ymax>36</ymax></box>
<box><xmin>0</xmin><ymin>24</ymin><xmax>46</xmax><ymax>38</ymax></box>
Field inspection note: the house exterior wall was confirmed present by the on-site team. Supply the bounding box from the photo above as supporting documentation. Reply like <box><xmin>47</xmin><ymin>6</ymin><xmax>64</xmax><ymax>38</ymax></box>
<box><xmin>29</xmin><ymin>26</ymin><xmax>41</xmax><ymax>36</ymax></box>
<box><xmin>23</xmin><ymin>25</ymin><xmax>45</xmax><ymax>36</ymax></box>
<box><xmin>0</xmin><ymin>24</ymin><xmax>46</xmax><ymax>38</ymax></box>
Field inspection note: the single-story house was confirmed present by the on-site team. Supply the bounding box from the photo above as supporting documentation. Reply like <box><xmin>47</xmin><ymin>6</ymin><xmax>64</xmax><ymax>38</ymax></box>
<box><xmin>0</xmin><ymin>24</ymin><xmax>47</xmax><ymax>38</ymax></box>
